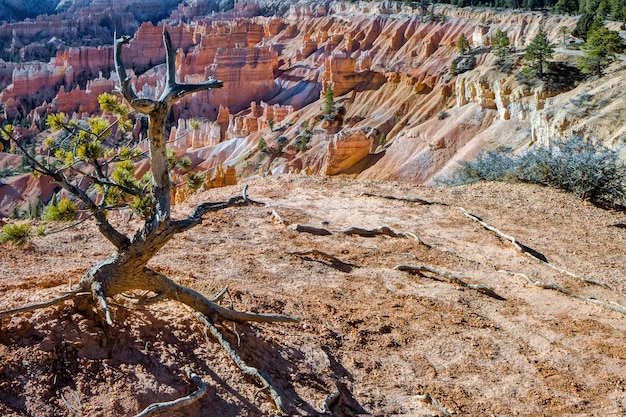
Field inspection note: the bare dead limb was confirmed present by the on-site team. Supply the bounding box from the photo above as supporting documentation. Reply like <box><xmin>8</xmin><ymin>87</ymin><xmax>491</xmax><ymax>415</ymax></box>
<box><xmin>288</xmin><ymin>224</ymin><xmax>333</xmax><ymax>235</ymax></box>
<box><xmin>0</xmin><ymin>292</ymin><xmax>79</xmax><ymax>319</ymax></box>
<box><xmin>394</xmin><ymin>264</ymin><xmax>505</xmax><ymax>300</ymax></box>
<box><xmin>459</xmin><ymin>207</ymin><xmax>612</xmax><ymax>290</ymax></box>
<box><xmin>133</xmin><ymin>368</ymin><xmax>206</xmax><ymax>417</ymax></box>
<box><xmin>499</xmin><ymin>270</ymin><xmax>626</xmax><ymax>315</ymax></box>
<box><xmin>211</xmin><ymin>287</ymin><xmax>229</xmax><ymax>303</ymax></box>
<box><xmin>415</xmin><ymin>394</ymin><xmax>452</xmax><ymax>416</ymax></box>
<box><xmin>287</xmin><ymin>250</ymin><xmax>354</xmax><ymax>272</ymax></box>
<box><xmin>359</xmin><ymin>192</ymin><xmax>439</xmax><ymax>206</ymax></box>
<box><xmin>194</xmin><ymin>312</ymin><xmax>287</xmax><ymax>415</ymax></box>
<box><xmin>288</xmin><ymin>223</ymin><xmax>430</xmax><ymax>246</ymax></box>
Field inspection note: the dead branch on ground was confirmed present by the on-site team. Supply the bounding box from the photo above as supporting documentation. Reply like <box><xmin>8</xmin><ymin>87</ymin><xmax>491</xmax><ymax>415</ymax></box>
<box><xmin>394</xmin><ymin>264</ymin><xmax>505</xmax><ymax>300</ymax></box>
<box><xmin>499</xmin><ymin>270</ymin><xmax>626</xmax><ymax>315</ymax></box>
<box><xmin>359</xmin><ymin>192</ymin><xmax>439</xmax><ymax>206</ymax></box>
<box><xmin>459</xmin><ymin>207</ymin><xmax>612</xmax><ymax>290</ymax></box>
<box><xmin>288</xmin><ymin>224</ymin><xmax>430</xmax><ymax>246</ymax></box>
<box><xmin>288</xmin><ymin>250</ymin><xmax>354</xmax><ymax>272</ymax></box>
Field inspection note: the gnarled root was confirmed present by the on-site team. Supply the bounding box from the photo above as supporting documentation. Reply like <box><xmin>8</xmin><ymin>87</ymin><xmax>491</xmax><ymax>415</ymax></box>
<box><xmin>194</xmin><ymin>312</ymin><xmax>287</xmax><ymax>415</ymax></box>
<box><xmin>394</xmin><ymin>264</ymin><xmax>505</xmax><ymax>300</ymax></box>
<box><xmin>134</xmin><ymin>368</ymin><xmax>207</xmax><ymax>417</ymax></box>
<box><xmin>499</xmin><ymin>270</ymin><xmax>626</xmax><ymax>315</ymax></box>
<box><xmin>0</xmin><ymin>292</ymin><xmax>83</xmax><ymax>320</ymax></box>
<box><xmin>459</xmin><ymin>207</ymin><xmax>612</xmax><ymax>289</ymax></box>
<box><xmin>288</xmin><ymin>250</ymin><xmax>354</xmax><ymax>272</ymax></box>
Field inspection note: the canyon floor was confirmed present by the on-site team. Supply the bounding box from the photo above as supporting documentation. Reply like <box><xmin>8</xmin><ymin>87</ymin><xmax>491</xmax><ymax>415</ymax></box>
<box><xmin>1</xmin><ymin>176</ymin><xmax>626</xmax><ymax>416</ymax></box>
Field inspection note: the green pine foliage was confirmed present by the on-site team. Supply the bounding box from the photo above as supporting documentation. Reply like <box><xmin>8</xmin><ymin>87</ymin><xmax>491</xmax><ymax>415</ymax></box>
<box><xmin>457</xmin><ymin>33</ymin><xmax>470</xmax><ymax>55</ymax></box>
<box><xmin>449</xmin><ymin>59</ymin><xmax>458</xmax><ymax>75</ymax></box>
<box><xmin>186</xmin><ymin>171</ymin><xmax>206</xmax><ymax>192</ymax></box>
<box><xmin>578</xmin><ymin>23</ymin><xmax>625</xmax><ymax>75</ymax></box>
<box><xmin>524</xmin><ymin>30</ymin><xmax>554</xmax><ymax>77</ymax></box>
<box><xmin>323</xmin><ymin>87</ymin><xmax>335</xmax><ymax>115</ymax></box>
<box><xmin>44</xmin><ymin>198</ymin><xmax>78</xmax><ymax>221</ymax></box>
<box><xmin>492</xmin><ymin>30</ymin><xmax>510</xmax><ymax>60</ymax></box>
<box><xmin>257</xmin><ymin>137</ymin><xmax>267</xmax><ymax>152</ymax></box>
<box><xmin>0</xmin><ymin>222</ymin><xmax>31</xmax><ymax>247</ymax></box>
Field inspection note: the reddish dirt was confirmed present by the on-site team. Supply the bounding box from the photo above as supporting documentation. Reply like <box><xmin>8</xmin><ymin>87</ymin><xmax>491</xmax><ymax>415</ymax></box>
<box><xmin>1</xmin><ymin>176</ymin><xmax>626</xmax><ymax>416</ymax></box>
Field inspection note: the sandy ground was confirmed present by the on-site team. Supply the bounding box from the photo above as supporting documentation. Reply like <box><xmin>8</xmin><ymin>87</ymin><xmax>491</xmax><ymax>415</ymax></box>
<box><xmin>1</xmin><ymin>175</ymin><xmax>626</xmax><ymax>416</ymax></box>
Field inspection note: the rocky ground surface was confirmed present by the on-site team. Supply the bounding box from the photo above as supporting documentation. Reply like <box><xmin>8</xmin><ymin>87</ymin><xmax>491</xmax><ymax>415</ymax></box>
<box><xmin>1</xmin><ymin>175</ymin><xmax>626</xmax><ymax>416</ymax></box>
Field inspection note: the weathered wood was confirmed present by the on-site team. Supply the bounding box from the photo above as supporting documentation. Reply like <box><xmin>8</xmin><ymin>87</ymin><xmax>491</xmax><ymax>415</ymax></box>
<box><xmin>195</xmin><ymin>312</ymin><xmax>287</xmax><ymax>415</ymax></box>
<box><xmin>459</xmin><ymin>207</ymin><xmax>612</xmax><ymax>289</ymax></box>
<box><xmin>134</xmin><ymin>368</ymin><xmax>206</xmax><ymax>417</ymax></box>
<box><xmin>394</xmin><ymin>264</ymin><xmax>506</xmax><ymax>300</ymax></box>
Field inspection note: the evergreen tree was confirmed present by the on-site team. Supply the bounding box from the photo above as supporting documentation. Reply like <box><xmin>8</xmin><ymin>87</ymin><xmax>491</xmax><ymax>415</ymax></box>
<box><xmin>524</xmin><ymin>30</ymin><xmax>554</xmax><ymax>77</ymax></box>
<box><xmin>573</xmin><ymin>13</ymin><xmax>596</xmax><ymax>39</ymax></box>
<box><xmin>323</xmin><ymin>86</ymin><xmax>335</xmax><ymax>115</ymax></box>
<box><xmin>457</xmin><ymin>33</ymin><xmax>470</xmax><ymax>54</ymax></box>
<box><xmin>450</xmin><ymin>59</ymin><xmax>458</xmax><ymax>75</ymax></box>
<box><xmin>578</xmin><ymin>24</ymin><xmax>625</xmax><ymax>75</ymax></box>
<box><xmin>554</xmin><ymin>0</ymin><xmax>579</xmax><ymax>13</ymax></box>
<box><xmin>492</xmin><ymin>30</ymin><xmax>510</xmax><ymax>60</ymax></box>
<box><xmin>558</xmin><ymin>26</ymin><xmax>569</xmax><ymax>44</ymax></box>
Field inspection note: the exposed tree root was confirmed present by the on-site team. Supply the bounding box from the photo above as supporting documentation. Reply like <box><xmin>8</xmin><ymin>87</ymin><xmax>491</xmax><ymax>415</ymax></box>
<box><xmin>359</xmin><ymin>192</ymin><xmax>440</xmax><ymax>206</ymax></box>
<box><xmin>394</xmin><ymin>264</ymin><xmax>506</xmax><ymax>300</ymax></box>
<box><xmin>459</xmin><ymin>207</ymin><xmax>612</xmax><ymax>290</ymax></box>
<box><xmin>194</xmin><ymin>312</ymin><xmax>287</xmax><ymax>415</ymax></box>
<box><xmin>288</xmin><ymin>224</ymin><xmax>333</xmax><ymax>236</ymax></box>
<box><xmin>288</xmin><ymin>223</ymin><xmax>430</xmax><ymax>246</ymax></box>
<box><xmin>0</xmin><ymin>292</ymin><xmax>81</xmax><ymax>319</ymax></box>
<box><xmin>415</xmin><ymin>394</ymin><xmax>452</xmax><ymax>416</ymax></box>
<box><xmin>134</xmin><ymin>368</ymin><xmax>206</xmax><ymax>417</ymax></box>
<box><xmin>288</xmin><ymin>250</ymin><xmax>354</xmax><ymax>272</ymax></box>
<box><xmin>499</xmin><ymin>270</ymin><xmax>626</xmax><ymax>316</ymax></box>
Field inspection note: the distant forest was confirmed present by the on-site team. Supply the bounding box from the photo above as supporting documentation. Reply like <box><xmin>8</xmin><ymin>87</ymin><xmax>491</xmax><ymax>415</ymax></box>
<box><xmin>414</xmin><ymin>0</ymin><xmax>626</xmax><ymax>20</ymax></box>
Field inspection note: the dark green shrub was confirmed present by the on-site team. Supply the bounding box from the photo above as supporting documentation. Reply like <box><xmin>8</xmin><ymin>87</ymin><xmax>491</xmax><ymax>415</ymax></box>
<box><xmin>445</xmin><ymin>136</ymin><xmax>626</xmax><ymax>209</ymax></box>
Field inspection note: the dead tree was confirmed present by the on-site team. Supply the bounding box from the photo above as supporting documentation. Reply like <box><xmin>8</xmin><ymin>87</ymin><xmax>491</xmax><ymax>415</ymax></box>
<box><xmin>0</xmin><ymin>28</ymin><xmax>297</xmax><ymax>414</ymax></box>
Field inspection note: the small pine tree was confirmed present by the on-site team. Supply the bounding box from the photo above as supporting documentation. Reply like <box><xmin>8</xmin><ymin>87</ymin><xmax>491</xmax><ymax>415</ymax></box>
<box><xmin>492</xmin><ymin>30</ymin><xmax>510</xmax><ymax>60</ymax></box>
<box><xmin>524</xmin><ymin>30</ymin><xmax>554</xmax><ymax>77</ymax></box>
<box><xmin>457</xmin><ymin>33</ymin><xmax>470</xmax><ymax>55</ymax></box>
<box><xmin>379</xmin><ymin>132</ymin><xmax>387</xmax><ymax>147</ymax></box>
<box><xmin>578</xmin><ymin>23</ymin><xmax>625</xmax><ymax>75</ymax></box>
<box><xmin>449</xmin><ymin>59</ymin><xmax>458</xmax><ymax>75</ymax></box>
<box><xmin>323</xmin><ymin>87</ymin><xmax>335</xmax><ymax>115</ymax></box>
<box><xmin>267</xmin><ymin>117</ymin><xmax>274</xmax><ymax>132</ymax></box>
<box><xmin>428</xmin><ymin>6</ymin><xmax>436</xmax><ymax>21</ymax></box>
<box><xmin>257</xmin><ymin>137</ymin><xmax>267</xmax><ymax>152</ymax></box>
<box><xmin>558</xmin><ymin>26</ymin><xmax>569</xmax><ymax>44</ymax></box>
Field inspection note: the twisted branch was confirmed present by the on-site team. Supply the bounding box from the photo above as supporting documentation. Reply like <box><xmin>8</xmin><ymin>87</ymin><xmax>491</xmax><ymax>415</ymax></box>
<box><xmin>194</xmin><ymin>312</ymin><xmax>287</xmax><ymax>415</ymax></box>
<box><xmin>134</xmin><ymin>368</ymin><xmax>206</xmax><ymax>417</ymax></box>
<box><xmin>394</xmin><ymin>264</ymin><xmax>505</xmax><ymax>300</ymax></box>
